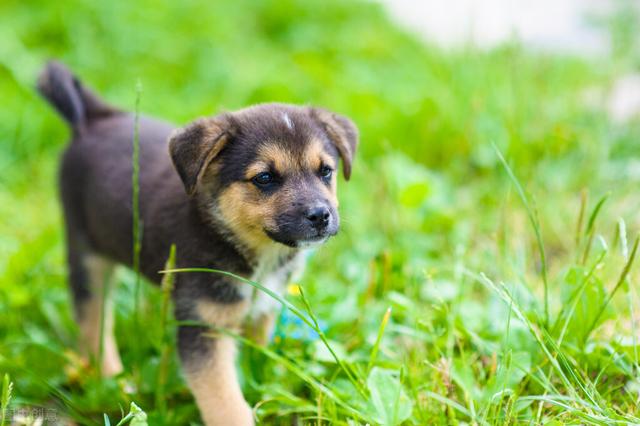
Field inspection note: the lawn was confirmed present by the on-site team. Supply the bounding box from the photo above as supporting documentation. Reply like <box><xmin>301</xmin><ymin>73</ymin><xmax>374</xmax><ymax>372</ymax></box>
<box><xmin>1</xmin><ymin>0</ymin><xmax>640</xmax><ymax>424</ymax></box>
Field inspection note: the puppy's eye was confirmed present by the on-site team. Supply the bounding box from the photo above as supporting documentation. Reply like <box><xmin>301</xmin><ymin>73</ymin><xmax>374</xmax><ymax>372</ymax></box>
<box><xmin>319</xmin><ymin>165</ymin><xmax>333</xmax><ymax>181</ymax></box>
<box><xmin>252</xmin><ymin>172</ymin><xmax>274</xmax><ymax>186</ymax></box>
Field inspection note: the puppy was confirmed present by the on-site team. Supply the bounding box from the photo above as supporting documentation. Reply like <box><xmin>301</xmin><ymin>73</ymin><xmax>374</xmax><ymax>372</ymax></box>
<box><xmin>37</xmin><ymin>61</ymin><xmax>358</xmax><ymax>426</ymax></box>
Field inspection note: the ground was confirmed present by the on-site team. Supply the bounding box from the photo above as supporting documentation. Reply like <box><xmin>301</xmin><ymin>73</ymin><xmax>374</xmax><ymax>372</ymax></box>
<box><xmin>1</xmin><ymin>0</ymin><xmax>640</xmax><ymax>424</ymax></box>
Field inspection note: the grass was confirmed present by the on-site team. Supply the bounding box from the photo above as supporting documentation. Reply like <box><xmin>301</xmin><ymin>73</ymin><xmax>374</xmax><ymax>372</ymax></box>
<box><xmin>1</xmin><ymin>0</ymin><xmax>640</xmax><ymax>424</ymax></box>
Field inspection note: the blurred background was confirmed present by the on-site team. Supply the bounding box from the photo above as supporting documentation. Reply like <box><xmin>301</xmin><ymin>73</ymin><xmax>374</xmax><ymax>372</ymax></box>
<box><xmin>1</xmin><ymin>0</ymin><xmax>640</xmax><ymax>424</ymax></box>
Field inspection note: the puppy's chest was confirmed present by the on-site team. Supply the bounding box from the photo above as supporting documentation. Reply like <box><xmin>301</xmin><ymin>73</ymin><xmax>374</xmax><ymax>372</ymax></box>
<box><xmin>244</xmin><ymin>249</ymin><xmax>306</xmax><ymax>317</ymax></box>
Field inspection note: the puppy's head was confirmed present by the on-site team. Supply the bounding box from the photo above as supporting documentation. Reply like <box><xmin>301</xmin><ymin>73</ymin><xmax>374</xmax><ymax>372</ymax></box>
<box><xmin>169</xmin><ymin>103</ymin><xmax>358</xmax><ymax>252</ymax></box>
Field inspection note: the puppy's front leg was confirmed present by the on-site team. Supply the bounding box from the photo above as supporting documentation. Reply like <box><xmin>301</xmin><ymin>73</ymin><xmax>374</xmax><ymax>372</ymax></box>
<box><xmin>182</xmin><ymin>334</ymin><xmax>252</xmax><ymax>426</ymax></box>
<box><xmin>175</xmin><ymin>282</ymin><xmax>252</xmax><ymax>426</ymax></box>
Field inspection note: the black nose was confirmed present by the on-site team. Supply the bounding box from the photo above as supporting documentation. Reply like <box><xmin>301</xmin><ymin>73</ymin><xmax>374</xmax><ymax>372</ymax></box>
<box><xmin>305</xmin><ymin>206</ymin><xmax>330</xmax><ymax>229</ymax></box>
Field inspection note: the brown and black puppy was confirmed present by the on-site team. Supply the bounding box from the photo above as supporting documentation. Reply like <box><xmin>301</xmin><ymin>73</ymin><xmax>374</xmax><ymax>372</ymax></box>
<box><xmin>37</xmin><ymin>61</ymin><xmax>358</xmax><ymax>426</ymax></box>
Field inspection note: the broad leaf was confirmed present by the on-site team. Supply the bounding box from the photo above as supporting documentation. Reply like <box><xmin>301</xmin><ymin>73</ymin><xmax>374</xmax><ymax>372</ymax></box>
<box><xmin>366</xmin><ymin>368</ymin><xmax>413</xmax><ymax>425</ymax></box>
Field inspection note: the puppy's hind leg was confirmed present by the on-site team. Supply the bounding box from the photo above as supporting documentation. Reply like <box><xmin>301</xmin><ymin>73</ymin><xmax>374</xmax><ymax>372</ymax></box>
<box><xmin>67</xmin><ymin>243</ymin><xmax>122</xmax><ymax>377</ymax></box>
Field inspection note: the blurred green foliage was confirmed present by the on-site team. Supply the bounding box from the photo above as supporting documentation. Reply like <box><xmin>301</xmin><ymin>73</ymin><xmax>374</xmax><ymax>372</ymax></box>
<box><xmin>1</xmin><ymin>0</ymin><xmax>640</xmax><ymax>424</ymax></box>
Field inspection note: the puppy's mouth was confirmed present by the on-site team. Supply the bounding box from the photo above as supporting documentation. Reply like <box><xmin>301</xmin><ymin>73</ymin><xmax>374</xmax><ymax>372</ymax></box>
<box><xmin>296</xmin><ymin>235</ymin><xmax>330</xmax><ymax>249</ymax></box>
<box><xmin>264</xmin><ymin>229</ymin><xmax>335</xmax><ymax>248</ymax></box>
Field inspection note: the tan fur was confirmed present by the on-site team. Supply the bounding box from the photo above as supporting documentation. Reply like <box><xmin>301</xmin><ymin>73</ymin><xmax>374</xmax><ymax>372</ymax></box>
<box><xmin>254</xmin><ymin>138</ymin><xmax>336</xmax><ymax>175</ymax></box>
<box><xmin>78</xmin><ymin>255</ymin><xmax>123</xmax><ymax>377</ymax></box>
<box><xmin>189</xmin><ymin>300</ymin><xmax>254</xmax><ymax>425</ymax></box>
<box><xmin>257</xmin><ymin>143</ymin><xmax>296</xmax><ymax>174</ymax></box>
<box><xmin>303</xmin><ymin>138</ymin><xmax>335</xmax><ymax>171</ymax></box>
<box><xmin>244</xmin><ymin>161</ymin><xmax>271</xmax><ymax>180</ymax></box>
<box><xmin>217</xmin><ymin>180</ymin><xmax>319</xmax><ymax>255</ymax></box>
<box><xmin>184</xmin><ymin>336</ymin><xmax>253</xmax><ymax>426</ymax></box>
<box><xmin>218</xmin><ymin>139</ymin><xmax>339</xmax><ymax>255</ymax></box>
<box><xmin>305</xmin><ymin>139</ymin><xmax>339</xmax><ymax>207</ymax></box>
<box><xmin>320</xmin><ymin>172</ymin><xmax>339</xmax><ymax>208</ymax></box>
<box><xmin>168</xmin><ymin>117</ymin><xmax>231</xmax><ymax>195</ymax></box>
<box><xmin>195</xmin><ymin>119</ymin><xmax>233</xmax><ymax>180</ymax></box>
<box><xmin>196</xmin><ymin>299</ymin><xmax>251</xmax><ymax>330</ymax></box>
<box><xmin>216</xmin><ymin>183</ymin><xmax>278</xmax><ymax>254</ymax></box>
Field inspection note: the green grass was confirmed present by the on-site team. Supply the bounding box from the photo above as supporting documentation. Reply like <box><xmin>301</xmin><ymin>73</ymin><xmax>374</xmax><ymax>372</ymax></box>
<box><xmin>1</xmin><ymin>0</ymin><xmax>640</xmax><ymax>424</ymax></box>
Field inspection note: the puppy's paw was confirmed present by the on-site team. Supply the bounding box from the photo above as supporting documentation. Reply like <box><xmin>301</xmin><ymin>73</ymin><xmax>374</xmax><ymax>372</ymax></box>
<box><xmin>100</xmin><ymin>349</ymin><xmax>124</xmax><ymax>377</ymax></box>
<box><xmin>202</xmin><ymin>401</ymin><xmax>254</xmax><ymax>426</ymax></box>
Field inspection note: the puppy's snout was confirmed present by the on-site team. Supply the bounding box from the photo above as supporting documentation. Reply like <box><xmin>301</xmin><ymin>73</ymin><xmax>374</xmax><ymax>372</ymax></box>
<box><xmin>305</xmin><ymin>205</ymin><xmax>331</xmax><ymax>229</ymax></box>
<box><xmin>268</xmin><ymin>201</ymin><xmax>338</xmax><ymax>246</ymax></box>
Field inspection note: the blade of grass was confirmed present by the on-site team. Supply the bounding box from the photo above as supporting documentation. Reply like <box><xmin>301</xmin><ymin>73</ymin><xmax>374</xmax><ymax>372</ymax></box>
<box><xmin>580</xmin><ymin>194</ymin><xmax>610</xmax><ymax>265</ymax></box>
<box><xmin>132</xmin><ymin>80</ymin><xmax>143</xmax><ymax>358</ymax></box>
<box><xmin>584</xmin><ymin>235</ymin><xmax>640</xmax><ymax>343</ymax></box>
<box><xmin>422</xmin><ymin>390</ymin><xmax>489</xmax><ymax>426</ymax></box>
<box><xmin>487</xmin><ymin>278</ymin><xmax>516</xmax><ymax>425</ymax></box>
<box><xmin>1</xmin><ymin>374</ymin><xmax>12</xmax><ymax>426</ymax></box>
<box><xmin>297</xmin><ymin>286</ymin><xmax>367</xmax><ymax>398</ymax></box>
<box><xmin>618</xmin><ymin>219</ymin><xmax>629</xmax><ymax>260</ymax></box>
<box><xmin>518</xmin><ymin>396</ymin><xmax>614</xmax><ymax>425</ymax></box>
<box><xmin>477</xmin><ymin>268</ymin><xmax>611</xmax><ymax>418</ymax></box>
<box><xmin>575</xmin><ymin>189</ymin><xmax>588</xmax><ymax>251</ymax></box>
<box><xmin>585</xmin><ymin>194</ymin><xmax>610</xmax><ymax>236</ymax></box>
<box><xmin>493</xmin><ymin>143</ymin><xmax>549</xmax><ymax>326</ymax></box>
<box><xmin>540</xmin><ymin>327</ymin><xmax>602</xmax><ymax>410</ymax></box>
<box><xmin>472</xmin><ymin>271</ymin><xmax>582</xmax><ymax>404</ymax></box>
<box><xmin>367</xmin><ymin>307</ymin><xmax>391</xmax><ymax>375</ymax></box>
<box><xmin>155</xmin><ymin>244</ymin><xmax>176</xmax><ymax>415</ymax></box>
<box><xmin>162</xmin><ymin>267</ymin><xmax>312</xmax><ymax>326</ymax></box>
<box><xmin>618</xmin><ymin>219</ymin><xmax>639</xmax><ymax>372</ymax></box>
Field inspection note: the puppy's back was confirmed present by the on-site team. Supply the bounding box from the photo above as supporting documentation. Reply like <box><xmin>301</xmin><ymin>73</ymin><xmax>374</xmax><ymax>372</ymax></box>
<box><xmin>40</xmin><ymin>62</ymin><xmax>184</xmax><ymax>276</ymax></box>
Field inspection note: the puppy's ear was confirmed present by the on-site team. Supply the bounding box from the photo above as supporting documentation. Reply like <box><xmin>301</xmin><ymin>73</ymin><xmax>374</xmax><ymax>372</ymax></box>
<box><xmin>169</xmin><ymin>115</ymin><xmax>233</xmax><ymax>195</ymax></box>
<box><xmin>310</xmin><ymin>108</ymin><xmax>359</xmax><ymax>180</ymax></box>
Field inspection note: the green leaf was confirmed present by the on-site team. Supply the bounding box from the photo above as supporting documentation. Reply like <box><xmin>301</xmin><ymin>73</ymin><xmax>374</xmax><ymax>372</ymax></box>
<box><xmin>312</xmin><ymin>339</ymin><xmax>349</xmax><ymax>363</ymax></box>
<box><xmin>399</xmin><ymin>181</ymin><xmax>430</xmax><ymax>208</ymax></box>
<box><xmin>366</xmin><ymin>367</ymin><xmax>413</xmax><ymax>426</ymax></box>
<box><xmin>114</xmin><ymin>402</ymin><xmax>147</xmax><ymax>426</ymax></box>
<box><xmin>128</xmin><ymin>402</ymin><xmax>148</xmax><ymax>426</ymax></box>
<box><xmin>560</xmin><ymin>267</ymin><xmax>609</xmax><ymax>342</ymax></box>
<box><xmin>1</xmin><ymin>374</ymin><xmax>12</xmax><ymax>426</ymax></box>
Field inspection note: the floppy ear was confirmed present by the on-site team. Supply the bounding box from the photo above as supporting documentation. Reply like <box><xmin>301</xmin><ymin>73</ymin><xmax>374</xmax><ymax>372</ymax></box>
<box><xmin>310</xmin><ymin>108</ymin><xmax>359</xmax><ymax>180</ymax></box>
<box><xmin>168</xmin><ymin>115</ymin><xmax>233</xmax><ymax>196</ymax></box>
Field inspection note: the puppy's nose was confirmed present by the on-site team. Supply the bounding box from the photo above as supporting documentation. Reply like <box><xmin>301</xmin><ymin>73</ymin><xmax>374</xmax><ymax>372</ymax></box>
<box><xmin>305</xmin><ymin>206</ymin><xmax>330</xmax><ymax>229</ymax></box>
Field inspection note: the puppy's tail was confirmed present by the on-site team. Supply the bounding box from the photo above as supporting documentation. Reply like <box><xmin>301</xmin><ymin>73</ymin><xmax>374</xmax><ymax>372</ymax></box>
<box><xmin>37</xmin><ymin>61</ymin><xmax>118</xmax><ymax>129</ymax></box>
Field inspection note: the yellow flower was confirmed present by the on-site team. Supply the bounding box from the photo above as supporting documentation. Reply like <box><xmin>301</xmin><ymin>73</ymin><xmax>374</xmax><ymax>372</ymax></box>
<box><xmin>287</xmin><ymin>283</ymin><xmax>301</xmax><ymax>296</ymax></box>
